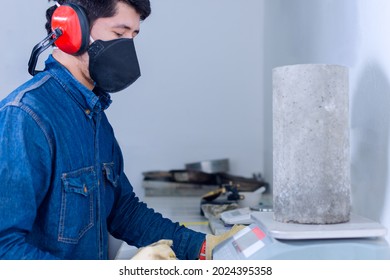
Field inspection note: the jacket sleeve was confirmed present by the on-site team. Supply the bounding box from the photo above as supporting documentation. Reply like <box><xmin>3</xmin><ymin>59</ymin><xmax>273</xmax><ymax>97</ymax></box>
<box><xmin>0</xmin><ymin>106</ymin><xmax>58</xmax><ymax>259</ymax></box>
<box><xmin>107</xmin><ymin>143</ymin><xmax>206</xmax><ymax>260</ymax></box>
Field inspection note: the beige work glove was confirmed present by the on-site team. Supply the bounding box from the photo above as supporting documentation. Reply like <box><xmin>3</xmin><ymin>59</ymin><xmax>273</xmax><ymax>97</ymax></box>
<box><xmin>131</xmin><ymin>239</ymin><xmax>177</xmax><ymax>260</ymax></box>
<box><xmin>205</xmin><ymin>224</ymin><xmax>246</xmax><ymax>260</ymax></box>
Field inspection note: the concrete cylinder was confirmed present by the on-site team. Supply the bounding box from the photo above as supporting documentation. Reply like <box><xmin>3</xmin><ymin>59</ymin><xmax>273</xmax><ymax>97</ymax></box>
<box><xmin>273</xmin><ymin>64</ymin><xmax>351</xmax><ymax>224</ymax></box>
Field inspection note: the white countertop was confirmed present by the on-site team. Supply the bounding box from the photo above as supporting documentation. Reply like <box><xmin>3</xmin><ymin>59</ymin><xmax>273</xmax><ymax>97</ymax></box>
<box><xmin>143</xmin><ymin>196</ymin><xmax>211</xmax><ymax>233</ymax></box>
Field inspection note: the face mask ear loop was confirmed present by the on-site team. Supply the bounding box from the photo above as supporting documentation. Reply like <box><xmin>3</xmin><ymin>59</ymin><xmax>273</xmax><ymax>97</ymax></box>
<box><xmin>54</xmin><ymin>1</ymin><xmax>60</xmax><ymax>7</ymax></box>
<box><xmin>88</xmin><ymin>36</ymin><xmax>96</xmax><ymax>49</ymax></box>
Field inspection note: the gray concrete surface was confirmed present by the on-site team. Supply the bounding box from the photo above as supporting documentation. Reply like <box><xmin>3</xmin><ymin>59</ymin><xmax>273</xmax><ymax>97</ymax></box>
<box><xmin>273</xmin><ymin>64</ymin><xmax>351</xmax><ymax>224</ymax></box>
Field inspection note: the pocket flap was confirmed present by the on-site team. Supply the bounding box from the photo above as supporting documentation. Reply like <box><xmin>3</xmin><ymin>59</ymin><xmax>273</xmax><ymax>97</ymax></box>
<box><xmin>102</xmin><ymin>162</ymin><xmax>118</xmax><ymax>187</ymax></box>
<box><xmin>62</xmin><ymin>167</ymin><xmax>96</xmax><ymax>196</ymax></box>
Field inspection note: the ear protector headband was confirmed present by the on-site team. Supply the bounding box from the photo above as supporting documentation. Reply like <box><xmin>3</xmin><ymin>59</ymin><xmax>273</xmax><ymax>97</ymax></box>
<box><xmin>28</xmin><ymin>3</ymin><xmax>90</xmax><ymax>76</ymax></box>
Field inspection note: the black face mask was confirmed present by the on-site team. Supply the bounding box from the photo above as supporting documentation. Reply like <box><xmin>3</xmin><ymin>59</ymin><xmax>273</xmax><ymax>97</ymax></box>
<box><xmin>88</xmin><ymin>38</ymin><xmax>141</xmax><ymax>93</ymax></box>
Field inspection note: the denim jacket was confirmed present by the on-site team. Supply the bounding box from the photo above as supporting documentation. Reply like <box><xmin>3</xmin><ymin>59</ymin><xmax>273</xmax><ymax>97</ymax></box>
<box><xmin>0</xmin><ymin>55</ymin><xmax>205</xmax><ymax>259</ymax></box>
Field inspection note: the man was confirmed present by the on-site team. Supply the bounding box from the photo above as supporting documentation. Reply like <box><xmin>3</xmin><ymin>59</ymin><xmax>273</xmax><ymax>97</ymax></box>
<box><xmin>0</xmin><ymin>0</ymin><xmax>241</xmax><ymax>260</ymax></box>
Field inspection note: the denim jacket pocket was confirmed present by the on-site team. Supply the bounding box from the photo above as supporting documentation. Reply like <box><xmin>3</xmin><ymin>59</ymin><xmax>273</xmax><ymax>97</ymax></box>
<box><xmin>59</xmin><ymin>166</ymin><xmax>96</xmax><ymax>244</ymax></box>
<box><xmin>102</xmin><ymin>162</ymin><xmax>118</xmax><ymax>188</ymax></box>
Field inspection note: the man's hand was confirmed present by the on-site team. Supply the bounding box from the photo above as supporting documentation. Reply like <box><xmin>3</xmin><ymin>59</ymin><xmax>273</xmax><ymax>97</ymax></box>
<box><xmin>205</xmin><ymin>224</ymin><xmax>246</xmax><ymax>260</ymax></box>
<box><xmin>131</xmin><ymin>239</ymin><xmax>177</xmax><ymax>260</ymax></box>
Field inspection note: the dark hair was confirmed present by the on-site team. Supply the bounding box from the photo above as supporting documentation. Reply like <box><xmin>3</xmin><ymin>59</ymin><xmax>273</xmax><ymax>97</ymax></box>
<box><xmin>45</xmin><ymin>0</ymin><xmax>151</xmax><ymax>34</ymax></box>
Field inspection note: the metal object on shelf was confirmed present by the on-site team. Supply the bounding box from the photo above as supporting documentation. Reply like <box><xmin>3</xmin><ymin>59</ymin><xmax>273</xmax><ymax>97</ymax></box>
<box><xmin>185</xmin><ymin>158</ymin><xmax>229</xmax><ymax>174</ymax></box>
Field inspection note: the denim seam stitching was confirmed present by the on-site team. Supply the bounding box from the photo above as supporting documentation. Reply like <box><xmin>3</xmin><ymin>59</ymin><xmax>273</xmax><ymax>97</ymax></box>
<box><xmin>0</xmin><ymin>103</ymin><xmax>54</xmax><ymax>160</ymax></box>
<box><xmin>48</xmin><ymin>71</ymin><xmax>97</xmax><ymax>119</ymax></box>
<box><xmin>13</xmin><ymin>74</ymin><xmax>51</xmax><ymax>104</ymax></box>
<box><xmin>0</xmin><ymin>74</ymin><xmax>54</xmax><ymax>158</ymax></box>
<box><xmin>18</xmin><ymin>104</ymin><xmax>54</xmax><ymax>159</ymax></box>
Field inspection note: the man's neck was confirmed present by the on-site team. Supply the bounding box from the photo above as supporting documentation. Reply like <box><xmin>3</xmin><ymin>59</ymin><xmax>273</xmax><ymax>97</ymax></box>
<box><xmin>52</xmin><ymin>49</ymin><xmax>94</xmax><ymax>91</ymax></box>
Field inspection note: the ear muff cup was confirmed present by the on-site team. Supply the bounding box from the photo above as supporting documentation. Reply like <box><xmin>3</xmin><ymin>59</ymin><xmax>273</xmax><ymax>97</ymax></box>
<box><xmin>51</xmin><ymin>3</ymin><xmax>90</xmax><ymax>55</ymax></box>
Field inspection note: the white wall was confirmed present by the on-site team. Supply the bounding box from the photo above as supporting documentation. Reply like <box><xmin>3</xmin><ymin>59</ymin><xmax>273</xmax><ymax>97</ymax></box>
<box><xmin>0</xmin><ymin>1</ymin><xmax>50</xmax><ymax>93</ymax></box>
<box><xmin>108</xmin><ymin>0</ymin><xmax>264</xmax><ymax>198</ymax></box>
<box><xmin>352</xmin><ymin>0</ymin><xmax>390</xmax><ymax>242</ymax></box>
<box><xmin>262</xmin><ymin>0</ymin><xmax>390</xmax><ymax>242</ymax></box>
<box><xmin>0</xmin><ymin>0</ymin><xmax>265</xmax><ymax>200</ymax></box>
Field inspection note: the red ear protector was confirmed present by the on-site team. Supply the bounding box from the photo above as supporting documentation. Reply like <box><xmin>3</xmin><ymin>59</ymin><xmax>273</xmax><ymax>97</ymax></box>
<box><xmin>28</xmin><ymin>3</ymin><xmax>90</xmax><ymax>75</ymax></box>
<box><xmin>52</xmin><ymin>3</ymin><xmax>90</xmax><ymax>55</ymax></box>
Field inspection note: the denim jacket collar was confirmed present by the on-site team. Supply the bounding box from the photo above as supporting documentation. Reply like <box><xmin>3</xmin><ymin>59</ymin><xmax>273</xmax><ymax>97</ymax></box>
<box><xmin>45</xmin><ymin>55</ymin><xmax>112</xmax><ymax>118</ymax></box>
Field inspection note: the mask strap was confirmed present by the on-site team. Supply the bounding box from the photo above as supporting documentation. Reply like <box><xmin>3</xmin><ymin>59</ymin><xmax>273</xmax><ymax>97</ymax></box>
<box><xmin>54</xmin><ymin>1</ymin><xmax>60</xmax><ymax>7</ymax></box>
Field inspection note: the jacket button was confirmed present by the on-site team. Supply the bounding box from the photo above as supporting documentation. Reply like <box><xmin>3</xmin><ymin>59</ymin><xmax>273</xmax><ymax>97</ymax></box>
<box><xmin>84</xmin><ymin>185</ymin><xmax>88</xmax><ymax>193</ymax></box>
